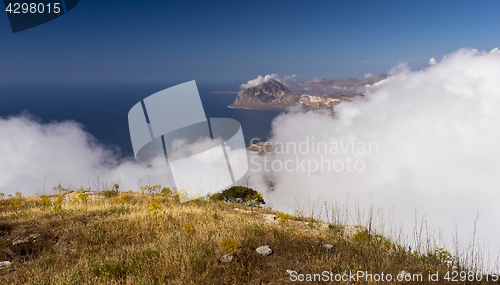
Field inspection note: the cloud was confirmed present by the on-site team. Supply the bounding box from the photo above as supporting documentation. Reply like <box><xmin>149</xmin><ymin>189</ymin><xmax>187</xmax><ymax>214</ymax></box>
<box><xmin>387</xmin><ymin>62</ymin><xmax>411</xmax><ymax>76</ymax></box>
<box><xmin>0</xmin><ymin>113</ymin><xmax>171</xmax><ymax>195</ymax></box>
<box><xmin>282</xmin><ymin>74</ymin><xmax>298</xmax><ymax>82</ymax></box>
<box><xmin>248</xmin><ymin>48</ymin><xmax>500</xmax><ymax>268</ymax></box>
<box><xmin>240</xmin><ymin>74</ymin><xmax>298</xmax><ymax>89</ymax></box>
<box><xmin>240</xmin><ymin>74</ymin><xmax>281</xmax><ymax>89</ymax></box>
<box><xmin>429</xmin><ymin>57</ymin><xmax>437</xmax><ymax>65</ymax></box>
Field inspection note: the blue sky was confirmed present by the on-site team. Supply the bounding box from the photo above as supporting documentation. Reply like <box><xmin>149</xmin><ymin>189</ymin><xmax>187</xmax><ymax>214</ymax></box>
<box><xmin>1</xmin><ymin>0</ymin><xmax>499</xmax><ymax>84</ymax></box>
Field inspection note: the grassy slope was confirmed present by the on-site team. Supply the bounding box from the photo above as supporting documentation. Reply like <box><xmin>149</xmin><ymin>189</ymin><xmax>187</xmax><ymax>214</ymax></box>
<box><xmin>0</xmin><ymin>192</ymin><xmax>496</xmax><ymax>284</ymax></box>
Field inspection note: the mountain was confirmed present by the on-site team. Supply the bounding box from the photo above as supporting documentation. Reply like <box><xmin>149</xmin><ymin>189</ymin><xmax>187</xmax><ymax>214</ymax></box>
<box><xmin>228</xmin><ymin>74</ymin><xmax>387</xmax><ymax>110</ymax></box>
<box><xmin>228</xmin><ymin>79</ymin><xmax>300</xmax><ymax>110</ymax></box>
<box><xmin>285</xmin><ymin>73</ymin><xmax>387</xmax><ymax>96</ymax></box>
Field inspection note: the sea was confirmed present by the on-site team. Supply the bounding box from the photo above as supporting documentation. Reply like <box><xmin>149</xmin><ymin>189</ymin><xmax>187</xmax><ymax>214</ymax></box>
<box><xmin>0</xmin><ymin>80</ymin><xmax>284</xmax><ymax>158</ymax></box>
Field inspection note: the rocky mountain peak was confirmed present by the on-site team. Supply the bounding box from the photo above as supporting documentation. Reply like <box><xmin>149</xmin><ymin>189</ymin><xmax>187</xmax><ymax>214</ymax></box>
<box><xmin>229</xmin><ymin>79</ymin><xmax>299</xmax><ymax>110</ymax></box>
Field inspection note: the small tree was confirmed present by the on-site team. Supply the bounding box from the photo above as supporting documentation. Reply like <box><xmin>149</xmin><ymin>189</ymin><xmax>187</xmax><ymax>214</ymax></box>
<box><xmin>210</xmin><ymin>186</ymin><xmax>265</xmax><ymax>206</ymax></box>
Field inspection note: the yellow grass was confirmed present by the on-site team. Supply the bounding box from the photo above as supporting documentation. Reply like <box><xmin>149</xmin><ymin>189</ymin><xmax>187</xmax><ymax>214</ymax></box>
<box><xmin>0</xmin><ymin>191</ymin><xmax>495</xmax><ymax>284</ymax></box>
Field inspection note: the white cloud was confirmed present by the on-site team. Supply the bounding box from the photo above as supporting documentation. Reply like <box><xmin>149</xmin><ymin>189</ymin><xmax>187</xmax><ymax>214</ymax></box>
<box><xmin>248</xmin><ymin>48</ymin><xmax>500</xmax><ymax>269</ymax></box>
<box><xmin>387</xmin><ymin>62</ymin><xmax>411</xmax><ymax>76</ymax></box>
<box><xmin>282</xmin><ymin>74</ymin><xmax>298</xmax><ymax>82</ymax></box>
<box><xmin>240</xmin><ymin>74</ymin><xmax>298</xmax><ymax>89</ymax></box>
<box><xmin>429</xmin><ymin>57</ymin><xmax>437</xmax><ymax>65</ymax></box>
<box><xmin>0</xmin><ymin>114</ymin><xmax>171</xmax><ymax>195</ymax></box>
<box><xmin>240</xmin><ymin>74</ymin><xmax>281</xmax><ymax>89</ymax></box>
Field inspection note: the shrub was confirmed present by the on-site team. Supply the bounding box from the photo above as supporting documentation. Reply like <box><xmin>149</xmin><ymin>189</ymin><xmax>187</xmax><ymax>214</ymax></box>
<box><xmin>148</xmin><ymin>198</ymin><xmax>162</xmax><ymax>214</ymax></box>
<box><xmin>120</xmin><ymin>193</ymin><xmax>130</xmax><ymax>203</ymax></box>
<box><xmin>103</xmin><ymin>190</ymin><xmax>118</xmax><ymax>198</ymax></box>
<box><xmin>140</xmin><ymin>184</ymin><xmax>162</xmax><ymax>195</ymax></box>
<box><xmin>103</xmin><ymin>184</ymin><xmax>119</xmax><ymax>198</ymax></box>
<box><xmin>40</xmin><ymin>194</ymin><xmax>52</xmax><ymax>207</ymax></box>
<box><xmin>276</xmin><ymin>211</ymin><xmax>290</xmax><ymax>222</ymax></box>
<box><xmin>434</xmin><ymin>247</ymin><xmax>458</xmax><ymax>266</ymax></box>
<box><xmin>210</xmin><ymin>186</ymin><xmax>265</xmax><ymax>206</ymax></box>
<box><xmin>183</xmin><ymin>223</ymin><xmax>196</xmax><ymax>238</ymax></box>
<box><xmin>53</xmin><ymin>183</ymin><xmax>69</xmax><ymax>194</ymax></box>
<box><xmin>353</xmin><ymin>230</ymin><xmax>370</xmax><ymax>242</ymax></box>
<box><xmin>9</xmin><ymin>198</ymin><xmax>22</xmax><ymax>209</ymax></box>
<box><xmin>72</xmin><ymin>187</ymin><xmax>90</xmax><ymax>206</ymax></box>
<box><xmin>53</xmin><ymin>195</ymin><xmax>64</xmax><ymax>212</ymax></box>
<box><xmin>160</xmin><ymin>187</ymin><xmax>171</xmax><ymax>197</ymax></box>
<box><xmin>222</xmin><ymin>238</ymin><xmax>238</xmax><ymax>253</ymax></box>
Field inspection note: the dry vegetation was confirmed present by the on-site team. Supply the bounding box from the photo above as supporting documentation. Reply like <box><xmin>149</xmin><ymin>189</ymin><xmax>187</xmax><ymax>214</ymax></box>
<box><xmin>0</xmin><ymin>187</ymin><xmax>498</xmax><ymax>284</ymax></box>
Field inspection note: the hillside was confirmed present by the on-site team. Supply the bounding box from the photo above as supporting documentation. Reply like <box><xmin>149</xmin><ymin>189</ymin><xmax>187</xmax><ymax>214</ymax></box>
<box><xmin>0</xmin><ymin>188</ymin><xmax>494</xmax><ymax>284</ymax></box>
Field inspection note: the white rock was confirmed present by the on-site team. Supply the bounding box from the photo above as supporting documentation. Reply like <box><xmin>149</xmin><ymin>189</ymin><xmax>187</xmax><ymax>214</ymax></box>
<box><xmin>262</xmin><ymin>214</ymin><xmax>278</xmax><ymax>224</ymax></box>
<box><xmin>219</xmin><ymin>254</ymin><xmax>233</xmax><ymax>263</ymax></box>
<box><xmin>12</xmin><ymin>233</ymin><xmax>40</xmax><ymax>246</ymax></box>
<box><xmin>398</xmin><ymin>270</ymin><xmax>410</xmax><ymax>279</ymax></box>
<box><xmin>0</xmin><ymin>261</ymin><xmax>11</xmax><ymax>268</ymax></box>
<box><xmin>343</xmin><ymin>225</ymin><xmax>367</xmax><ymax>238</ymax></box>
<box><xmin>256</xmin><ymin>245</ymin><xmax>273</xmax><ymax>256</ymax></box>
<box><xmin>322</xmin><ymin>243</ymin><xmax>334</xmax><ymax>250</ymax></box>
<box><xmin>233</xmin><ymin>208</ymin><xmax>252</xmax><ymax>213</ymax></box>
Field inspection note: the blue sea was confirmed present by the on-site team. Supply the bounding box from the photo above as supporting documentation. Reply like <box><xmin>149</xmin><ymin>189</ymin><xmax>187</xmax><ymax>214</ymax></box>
<box><xmin>0</xmin><ymin>80</ymin><xmax>283</xmax><ymax>157</ymax></box>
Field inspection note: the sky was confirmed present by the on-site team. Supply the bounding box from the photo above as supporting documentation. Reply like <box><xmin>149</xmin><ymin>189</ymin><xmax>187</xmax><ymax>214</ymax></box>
<box><xmin>1</xmin><ymin>0</ymin><xmax>500</xmax><ymax>84</ymax></box>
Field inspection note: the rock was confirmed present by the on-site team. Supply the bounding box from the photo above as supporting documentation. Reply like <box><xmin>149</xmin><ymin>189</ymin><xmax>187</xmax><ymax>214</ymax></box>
<box><xmin>321</xmin><ymin>243</ymin><xmax>334</xmax><ymax>250</ymax></box>
<box><xmin>316</xmin><ymin>241</ymin><xmax>334</xmax><ymax>249</ymax></box>
<box><xmin>0</xmin><ymin>261</ymin><xmax>12</xmax><ymax>268</ymax></box>
<box><xmin>262</xmin><ymin>214</ymin><xmax>278</xmax><ymax>224</ymax></box>
<box><xmin>219</xmin><ymin>254</ymin><xmax>233</xmax><ymax>263</ymax></box>
<box><xmin>12</xmin><ymin>233</ymin><xmax>39</xmax><ymax>246</ymax></box>
<box><xmin>343</xmin><ymin>225</ymin><xmax>367</xmax><ymax>238</ymax></box>
<box><xmin>256</xmin><ymin>245</ymin><xmax>273</xmax><ymax>256</ymax></box>
<box><xmin>398</xmin><ymin>270</ymin><xmax>410</xmax><ymax>279</ymax></box>
<box><xmin>233</xmin><ymin>208</ymin><xmax>252</xmax><ymax>214</ymax></box>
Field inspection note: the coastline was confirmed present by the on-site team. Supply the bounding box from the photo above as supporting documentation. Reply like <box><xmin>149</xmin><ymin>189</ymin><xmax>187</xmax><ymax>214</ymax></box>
<box><xmin>210</xmin><ymin>91</ymin><xmax>240</xmax><ymax>94</ymax></box>
<box><xmin>227</xmin><ymin>105</ymin><xmax>289</xmax><ymax>111</ymax></box>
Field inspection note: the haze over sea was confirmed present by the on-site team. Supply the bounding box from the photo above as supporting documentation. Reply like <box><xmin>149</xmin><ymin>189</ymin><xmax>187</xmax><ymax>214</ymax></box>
<box><xmin>0</xmin><ymin>80</ymin><xmax>281</xmax><ymax>158</ymax></box>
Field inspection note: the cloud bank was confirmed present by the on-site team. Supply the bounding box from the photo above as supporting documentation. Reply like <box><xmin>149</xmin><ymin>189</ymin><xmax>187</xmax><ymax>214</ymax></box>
<box><xmin>0</xmin><ymin>114</ymin><xmax>171</xmax><ymax>195</ymax></box>
<box><xmin>248</xmin><ymin>48</ymin><xmax>500</xmax><ymax>269</ymax></box>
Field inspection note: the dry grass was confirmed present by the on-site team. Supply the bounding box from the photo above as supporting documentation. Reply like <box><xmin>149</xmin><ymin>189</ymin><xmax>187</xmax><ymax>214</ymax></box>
<box><xmin>0</xmin><ymin>191</ymin><xmax>498</xmax><ymax>284</ymax></box>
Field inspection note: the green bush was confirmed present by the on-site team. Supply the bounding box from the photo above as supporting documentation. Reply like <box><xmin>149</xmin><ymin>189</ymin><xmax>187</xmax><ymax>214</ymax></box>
<box><xmin>210</xmin><ymin>186</ymin><xmax>265</xmax><ymax>206</ymax></box>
